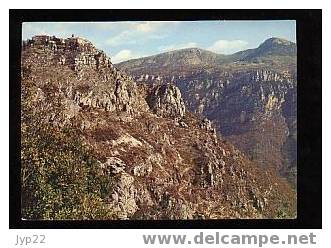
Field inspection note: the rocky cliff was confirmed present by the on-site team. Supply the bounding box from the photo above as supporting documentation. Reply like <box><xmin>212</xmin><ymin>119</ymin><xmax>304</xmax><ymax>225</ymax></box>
<box><xmin>21</xmin><ymin>35</ymin><xmax>296</xmax><ymax>220</ymax></box>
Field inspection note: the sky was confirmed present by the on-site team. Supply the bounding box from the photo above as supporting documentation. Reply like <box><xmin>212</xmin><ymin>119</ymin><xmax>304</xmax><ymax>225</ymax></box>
<box><xmin>22</xmin><ymin>21</ymin><xmax>296</xmax><ymax>63</ymax></box>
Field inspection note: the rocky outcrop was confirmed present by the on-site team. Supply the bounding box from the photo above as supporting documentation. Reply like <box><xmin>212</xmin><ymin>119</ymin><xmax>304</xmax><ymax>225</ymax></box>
<box><xmin>108</xmin><ymin>172</ymin><xmax>138</xmax><ymax>219</ymax></box>
<box><xmin>72</xmin><ymin>78</ymin><xmax>144</xmax><ymax>115</ymax></box>
<box><xmin>200</xmin><ymin>117</ymin><xmax>216</xmax><ymax>133</ymax></box>
<box><xmin>147</xmin><ymin>84</ymin><xmax>186</xmax><ymax>118</ymax></box>
<box><xmin>24</xmin><ymin>35</ymin><xmax>113</xmax><ymax>71</ymax></box>
<box><xmin>22</xmin><ymin>35</ymin><xmax>149</xmax><ymax>117</ymax></box>
<box><xmin>99</xmin><ymin>157</ymin><xmax>126</xmax><ymax>175</ymax></box>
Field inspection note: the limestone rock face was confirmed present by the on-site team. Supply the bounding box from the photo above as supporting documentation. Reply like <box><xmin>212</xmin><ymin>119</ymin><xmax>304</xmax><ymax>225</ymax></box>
<box><xmin>147</xmin><ymin>84</ymin><xmax>186</xmax><ymax>118</ymax></box>
<box><xmin>109</xmin><ymin>172</ymin><xmax>138</xmax><ymax>219</ymax></box>
<box><xmin>72</xmin><ymin>78</ymin><xmax>145</xmax><ymax>115</ymax></box>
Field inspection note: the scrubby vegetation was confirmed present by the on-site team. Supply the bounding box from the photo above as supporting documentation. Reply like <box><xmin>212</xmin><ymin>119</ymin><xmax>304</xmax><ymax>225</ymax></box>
<box><xmin>21</xmin><ymin>81</ymin><xmax>114</xmax><ymax>220</ymax></box>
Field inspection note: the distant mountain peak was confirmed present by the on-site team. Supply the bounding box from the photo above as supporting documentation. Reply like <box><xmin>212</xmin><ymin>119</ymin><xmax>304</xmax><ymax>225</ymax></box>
<box><xmin>227</xmin><ymin>37</ymin><xmax>296</xmax><ymax>62</ymax></box>
<box><xmin>259</xmin><ymin>37</ymin><xmax>295</xmax><ymax>48</ymax></box>
<box><xmin>117</xmin><ymin>46</ymin><xmax>220</xmax><ymax>68</ymax></box>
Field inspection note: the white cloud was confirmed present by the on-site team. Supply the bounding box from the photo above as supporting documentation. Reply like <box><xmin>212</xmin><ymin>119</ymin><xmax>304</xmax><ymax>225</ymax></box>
<box><xmin>129</xmin><ymin>22</ymin><xmax>163</xmax><ymax>33</ymax></box>
<box><xmin>22</xmin><ymin>23</ymin><xmax>50</xmax><ymax>39</ymax></box>
<box><xmin>111</xmin><ymin>49</ymin><xmax>142</xmax><ymax>63</ymax></box>
<box><xmin>207</xmin><ymin>40</ymin><xmax>249</xmax><ymax>54</ymax></box>
<box><xmin>106</xmin><ymin>31</ymin><xmax>132</xmax><ymax>46</ymax></box>
<box><xmin>158</xmin><ymin>42</ymin><xmax>198</xmax><ymax>52</ymax></box>
<box><xmin>129</xmin><ymin>21</ymin><xmax>178</xmax><ymax>33</ymax></box>
<box><xmin>106</xmin><ymin>21</ymin><xmax>177</xmax><ymax>47</ymax></box>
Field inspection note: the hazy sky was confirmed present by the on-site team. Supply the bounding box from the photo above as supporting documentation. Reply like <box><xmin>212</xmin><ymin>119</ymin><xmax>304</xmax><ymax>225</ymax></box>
<box><xmin>22</xmin><ymin>21</ymin><xmax>296</xmax><ymax>63</ymax></box>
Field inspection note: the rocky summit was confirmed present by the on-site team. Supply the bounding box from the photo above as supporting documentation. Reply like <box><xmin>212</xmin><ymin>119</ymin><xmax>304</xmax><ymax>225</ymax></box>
<box><xmin>21</xmin><ymin>35</ymin><xmax>296</xmax><ymax>220</ymax></box>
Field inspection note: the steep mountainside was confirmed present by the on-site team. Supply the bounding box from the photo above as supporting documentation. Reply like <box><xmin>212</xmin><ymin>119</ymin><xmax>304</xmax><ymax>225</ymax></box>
<box><xmin>117</xmin><ymin>37</ymin><xmax>297</xmax><ymax>185</ymax></box>
<box><xmin>21</xmin><ymin>35</ymin><xmax>296</xmax><ymax>220</ymax></box>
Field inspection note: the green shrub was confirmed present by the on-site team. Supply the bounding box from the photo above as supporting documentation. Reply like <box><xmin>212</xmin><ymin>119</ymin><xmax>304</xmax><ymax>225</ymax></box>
<box><xmin>21</xmin><ymin>81</ymin><xmax>114</xmax><ymax>220</ymax></box>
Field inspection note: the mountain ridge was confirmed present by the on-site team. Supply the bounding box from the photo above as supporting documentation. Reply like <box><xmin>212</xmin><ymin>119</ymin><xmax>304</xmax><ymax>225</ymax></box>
<box><xmin>117</xmin><ymin>37</ymin><xmax>296</xmax><ymax>67</ymax></box>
